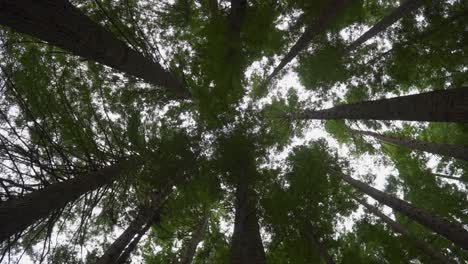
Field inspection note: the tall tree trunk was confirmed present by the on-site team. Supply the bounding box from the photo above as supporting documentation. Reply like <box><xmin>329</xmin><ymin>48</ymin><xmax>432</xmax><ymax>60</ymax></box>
<box><xmin>338</xmin><ymin>173</ymin><xmax>468</xmax><ymax>251</ymax></box>
<box><xmin>290</xmin><ymin>88</ymin><xmax>468</xmax><ymax>122</ymax></box>
<box><xmin>98</xmin><ymin>188</ymin><xmax>172</xmax><ymax>264</ymax></box>
<box><xmin>266</xmin><ymin>0</ymin><xmax>349</xmax><ymax>82</ymax></box>
<box><xmin>0</xmin><ymin>0</ymin><xmax>189</xmax><ymax>98</ymax></box>
<box><xmin>304</xmin><ymin>222</ymin><xmax>335</xmax><ymax>264</ymax></box>
<box><xmin>114</xmin><ymin>223</ymin><xmax>151</xmax><ymax>264</ymax></box>
<box><xmin>227</xmin><ymin>0</ymin><xmax>247</xmax><ymax>55</ymax></box>
<box><xmin>179</xmin><ymin>212</ymin><xmax>210</xmax><ymax>264</ymax></box>
<box><xmin>0</xmin><ymin>160</ymin><xmax>132</xmax><ymax>242</ymax></box>
<box><xmin>353</xmin><ymin>129</ymin><xmax>468</xmax><ymax>161</ymax></box>
<box><xmin>228</xmin><ymin>0</ymin><xmax>247</xmax><ymax>38</ymax></box>
<box><xmin>207</xmin><ymin>0</ymin><xmax>218</xmax><ymax>19</ymax></box>
<box><xmin>230</xmin><ymin>166</ymin><xmax>266</xmax><ymax>264</ymax></box>
<box><xmin>225</xmin><ymin>0</ymin><xmax>247</xmax><ymax>90</ymax></box>
<box><xmin>353</xmin><ymin>196</ymin><xmax>452</xmax><ymax>264</ymax></box>
<box><xmin>345</xmin><ymin>0</ymin><xmax>427</xmax><ymax>52</ymax></box>
<box><xmin>97</xmin><ymin>213</ymin><xmax>148</xmax><ymax>264</ymax></box>
<box><xmin>96</xmin><ymin>201</ymin><xmax>162</xmax><ymax>264</ymax></box>
<box><xmin>363</xmin><ymin>10</ymin><xmax>468</xmax><ymax>66</ymax></box>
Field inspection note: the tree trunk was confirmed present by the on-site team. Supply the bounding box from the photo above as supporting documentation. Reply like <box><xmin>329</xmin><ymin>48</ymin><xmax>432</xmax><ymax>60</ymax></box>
<box><xmin>230</xmin><ymin>166</ymin><xmax>266</xmax><ymax>264</ymax></box>
<box><xmin>345</xmin><ymin>0</ymin><xmax>427</xmax><ymax>52</ymax></box>
<box><xmin>304</xmin><ymin>222</ymin><xmax>335</xmax><ymax>264</ymax></box>
<box><xmin>353</xmin><ymin>196</ymin><xmax>452</xmax><ymax>264</ymax></box>
<box><xmin>0</xmin><ymin>0</ymin><xmax>189</xmax><ymax>98</ymax></box>
<box><xmin>353</xmin><ymin>129</ymin><xmax>468</xmax><ymax>161</ymax></box>
<box><xmin>207</xmin><ymin>0</ymin><xmax>218</xmax><ymax>19</ymax></box>
<box><xmin>179</xmin><ymin>212</ymin><xmax>210</xmax><ymax>264</ymax></box>
<box><xmin>226</xmin><ymin>0</ymin><xmax>247</xmax><ymax>86</ymax></box>
<box><xmin>0</xmin><ymin>160</ymin><xmax>132</xmax><ymax>242</ymax></box>
<box><xmin>97</xmin><ymin>213</ymin><xmax>148</xmax><ymax>264</ymax></box>
<box><xmin>290</xmin><ymin>88</ymin><xmax>468</xmax><ymax>122</ymax></box>
<box><xmin>227</xmin><ymin>0</ymin><xmax>246</xmax><ymax>55</ymax></box>
<box><xmin>339</xmin><ymin>173</ymin><xmax>468</xmax><ymax>251</ymax></box>
<box><xmin>229</xmin><ymin>0</ymin><xmax>246</xmax><ymax>32</ymax></box>
<box><xmin>114</xmin><ymin>223</ymin><xmax>151</xmax><ymax>264</ymax></box>
<box><xmin>97</xmin><ymin>202</ymin><xmax>162</xmax><ymax>264</ymax></box>
<box><xmin>266</xmin><ymin>0</ymin><xmax>349</xmax><ymax>82</ymax></box>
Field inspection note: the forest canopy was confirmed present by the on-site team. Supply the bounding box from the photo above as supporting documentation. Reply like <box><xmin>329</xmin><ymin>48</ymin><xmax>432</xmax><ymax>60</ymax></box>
<box><xmin>0</xmin><ymin>0</ymin><xmax>467</xmax><ymax>263</ymax></box>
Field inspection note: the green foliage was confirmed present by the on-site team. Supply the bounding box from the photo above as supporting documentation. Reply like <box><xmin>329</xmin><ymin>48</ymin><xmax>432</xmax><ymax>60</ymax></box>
<box><xmin>262</xmin><ymin>140</ymin><xmax>357</xmax><ymax>263</ymax></box>
<box><xmin>297</xmin><ymin>39</ymin><xmax>350</xmax><ymax>92</ymax></box>
<box><xmin>324</xmin><ymin>120</ymin><xmax>375</xmax><ymax>155</ymax></box>
<box><xmin>0</xmin><ymin>0</ymin><xmax>466</xmax><ymax>263</ymax></box>
<box><xmin>338</xmin><ymin>219</ymin><xmax>414</xmax><ymax>264</ymax></box>
<box><xmin>49</xmin><ymin>246</ymin><xmax>82</xmax><ymax>264</ymax></box>
<box><xmin>262</xmin><ymin>89</ymin><xmax>304</xmax><ymax>148</ymax></box>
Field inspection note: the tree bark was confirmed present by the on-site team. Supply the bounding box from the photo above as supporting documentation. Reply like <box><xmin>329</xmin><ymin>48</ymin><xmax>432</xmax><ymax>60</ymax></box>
<box><xmin>226</xmin><ymin>0</ymin><xmax>247</xmax><ymax>56</ymax></box>
<box><xmin>266</xmin><ymin>0</ymin><xmax>349</xmax><ymax>82</ymax></box>
<box><xmin>291</xmin><ymin>88</ymin><xmax>468</xmax><ymax>122</ymax></box>
<box><xmin>304</xmin><ymin>222</ymin><xmax>335</xmax><ymax>264</ymax></box>
<box><xmin>179</xmin><ymin>212</ymin><xmax>210</xmax><ymax>264</ymax></box>
<box><xmin>114</xmin><ymin>223</ymin><xmax>151</xmax><ymax>264</ymax></box>
<box><xmin>345</xmin><ymin>0</ymin><xmax>427</xmax><ymax>52</ymax></box>
<box><xmin>97</xmin><ymin>213</ymin><xmax>148</xmax><ymax>264</ymax></box>
<box><xmin>0</xmin><ymin>160</ymin><xmax>132</xmax><ymax>242</ymax></box>
<box><xmin>97</xmin><ymin>202</ymin><xmax>162</xmax><ymax>264</ymax></box>
<box><xmin>226</xmin><ymin>0</ymin><xmax>247</xmax><ymax>85</ymax></box>
<box><xmin>353</xmin><ymin>196</ymin><xmax>452</xmax><ymax>264</ymax></box>
<box><xmin>353</xmin><ymin>129</ymin><xmax>468</xmax><ymax>161</ymax></box>
<box><xmin>228</xmin><ymin>0</ymin><xmax>247</xmax><ymax>38</ymax></box>
<box><xmin>230</xmin><ymin>166</ymin><xmax>266</xmax><ymax>264</ymax></box>
<box><xmin>0</xmin><ymin>0</ymin><xmax>189</xmax><ymax>98</ymax></box>
<box><xmin>339</xmin><ymin>173</ymin><xmax>468</xmax><ymax>251</ymax></box>
<box><xmin>207</xmin><ymin>0</ymin><xmax>218</xmax><ymax>19</ymax></box>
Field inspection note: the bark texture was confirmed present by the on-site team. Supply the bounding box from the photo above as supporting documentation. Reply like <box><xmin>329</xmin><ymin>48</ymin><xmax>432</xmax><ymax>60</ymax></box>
<box><xmin>345</xmin><ymin>0</ymin><xmax>427</xmax><ymax>52</ymax></box>
<box><xmin>230</xmin><ymin>166</ymin><xmax>266</xmax><ymax>264</ymax></box>
<box><xmin>0</xmin><ymin>0</ymin><xmax>189</xmax><ymax>98</ymax></box>
<box><xmin>340</xmin><ymin>173</ymin><xmax>468</xmax><ymax>251</ymax></box>
<box><xmin>292</xmin><ymin>88</ymin><xmax>468</xmax><ymax>122</ymax></box>
<box><xmin>267</xmin><ymin>0</ymin><xmax>349</xmax><ymax>82</ymax></box>
<box><xmin>305</xmin><ymin>223</ymin><xmax>335</xmax><ymax>264</ymax></box>
<box><xmin>353</xmin><ymin>129</ymin><xmax>468</xmax><ymax>161</ymax></box>
<box><xmin>179</xmin><ymin>213</ymin><xmax>210</xmax><ymax>264</ymax></box>
<box><xmin>354</xmin><ymin>196</ymin><xmax>452</xmax><ymax>264</ymax></box>
<box><xmin>0</xmin><ymin>160</ymin><xmax>131</xmax><ymax>242</ymax></box>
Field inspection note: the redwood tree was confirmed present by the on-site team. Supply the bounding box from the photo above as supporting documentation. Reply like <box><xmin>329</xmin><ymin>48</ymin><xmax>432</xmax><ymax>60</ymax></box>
<box><xmin>290</xmin><ymin>88</ymin><xmax>468</xmax><ymax>122</ymax></box>
<box><xmin>345</xmin><ymin>0</ymin><xmax>428</xmax><ymax>52</ymax></box>
<box><xmin>0</xmin><ymin>159</ymin><xmax>133</xmax><ymax>242</ymax></box>
<box><xmin>114</xmin><ymin>225</ymin><xmax>149</xmax><ymax>264</ymax></box>
<box><xmin>353</xmin><ymin>196</ymin><xmax>452</xmax><ymax>264</ymax></box>
<box><xmin>339</xmin><ymin>172</ymin><xmax>468</xmax><ymax>251</ymax></box>
<box><xmin>97</xmin><ymin>215</ymin><xmax>151</xmax><ymax>264</ymax></box>
<box><xmin>179</xmin><ymin>212</ymin><xmax>210</xmax><ymax>264</ymax></box>
<box><xmin>230</xmin><ymin>165</ymin><xmax>266</xmax><ymax>264</ymax></box>
<box><xmin>353</xmin><ymin>129</ymin><xmax>468</xmax><ymax>161</ymax></box>
<box><xmin>96</xmin><ymin>191</ymin><xmax>167</xmax><ymax>264</ymax></box>
<box><xmin>305</xmin><ymin>222</ymin><xmax>336</xmax><ymax>264</ymax></box>
<box><xmin>266</xmin><ymin>0</ymin><xmax>349</xmax><ymax>82</ymax></box>
<box><xmin>0</xmin><ymin>0</ymin><xmax>189</xmax><ymax>98</ymax></box>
